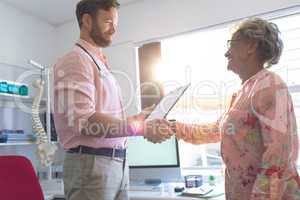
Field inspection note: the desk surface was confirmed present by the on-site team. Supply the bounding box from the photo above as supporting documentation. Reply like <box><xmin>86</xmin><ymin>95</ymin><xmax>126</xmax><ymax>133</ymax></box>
<box><xmin>129</xmin><ymin>191</ymin><xmax>225</xmax><ymax>200</ymax></box>
<box><xmin>129</xmin><ymin>183</ymin><xmax>225</xmax><ymax>200</ymax></box>
<box><xmin>45</xmin><ymin>192</ymin><xmax>224</xmax><ymax>200</ymax></box>
<box><xmin>42</xmin><ymin>180</ymin><xmax>225</xmax><ymax>200</ymax></box>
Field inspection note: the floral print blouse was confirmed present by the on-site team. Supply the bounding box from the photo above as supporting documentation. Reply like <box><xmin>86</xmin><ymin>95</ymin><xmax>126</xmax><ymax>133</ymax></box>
<box><xmin>176</xmin><ymin>69</ymin><xmax>300</xmax><ymax>200</ymax></box>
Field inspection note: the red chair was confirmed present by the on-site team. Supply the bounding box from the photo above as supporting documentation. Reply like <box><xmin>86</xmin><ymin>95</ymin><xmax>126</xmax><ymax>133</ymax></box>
<box><xmin>0</xmin><ymin>155</ymin><xmax>44</xmax><ymax>200</ymax></box>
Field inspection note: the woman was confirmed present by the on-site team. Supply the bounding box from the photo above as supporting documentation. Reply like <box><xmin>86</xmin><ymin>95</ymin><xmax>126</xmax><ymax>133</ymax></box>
<box><xmin>175</xmin><ymin>18</ymin><xmax>300</xmax><ymax>200</ymax></box>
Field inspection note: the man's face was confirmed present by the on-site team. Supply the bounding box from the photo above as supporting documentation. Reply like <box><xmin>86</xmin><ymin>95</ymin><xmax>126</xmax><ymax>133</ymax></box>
<box><xmin>90</xmin><ymin>7</ymin><xmax>118</xmax><ymax>47</ymax></box>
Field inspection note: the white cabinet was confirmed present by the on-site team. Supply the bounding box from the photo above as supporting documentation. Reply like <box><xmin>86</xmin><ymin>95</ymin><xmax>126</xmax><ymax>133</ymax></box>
<box><xmin>0</xmin><ymin>61</ymin><xmax>48</xmax><ymax>146</ymax></box>
<box><xmin>0</xmin><ymin>61</ymin><xmax>59</xmax><ymax>179</ymax></box>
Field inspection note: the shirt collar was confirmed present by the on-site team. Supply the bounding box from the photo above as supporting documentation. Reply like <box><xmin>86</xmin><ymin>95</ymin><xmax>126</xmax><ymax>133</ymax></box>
<box><xmin>242</xmin><ymin>68</ymin><xmax>266</xmax><ymax>86</ymax></box>
<box><xmin>77</xmin><ymin>39</ymin><xmax>109</xmax><ymax>69</ymax></box>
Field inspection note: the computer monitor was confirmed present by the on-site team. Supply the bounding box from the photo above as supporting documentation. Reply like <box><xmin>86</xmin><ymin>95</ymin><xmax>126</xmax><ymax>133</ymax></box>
<box><xmin>128</xmin><ymin>135</ymin><xmax>182</xmax><ymax>184</ymax></box>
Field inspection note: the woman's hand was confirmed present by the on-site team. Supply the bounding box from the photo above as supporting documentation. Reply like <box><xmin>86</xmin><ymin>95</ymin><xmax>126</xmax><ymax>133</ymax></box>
<box><xmin>144</xmin><ymin>119</ymin><xmax>174</xmax><ymax>143</ymax></box>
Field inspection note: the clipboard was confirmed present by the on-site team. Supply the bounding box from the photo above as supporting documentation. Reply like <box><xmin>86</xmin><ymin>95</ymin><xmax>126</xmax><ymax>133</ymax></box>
<box><xmin>146</xmin><ymin>83</ymin><xmax>190</xmax><ymax>121</ymax></box>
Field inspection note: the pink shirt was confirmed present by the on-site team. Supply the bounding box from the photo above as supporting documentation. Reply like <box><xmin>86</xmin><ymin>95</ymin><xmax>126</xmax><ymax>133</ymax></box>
<box><xmin>176</xmin><ymin>69</ymin><xmax>300</xmax><ymax>200</ymax></box>
<box><xmin>53</xmin><ymin>39</ymin><xmax>127</xmax><ymax>149</ymax></box>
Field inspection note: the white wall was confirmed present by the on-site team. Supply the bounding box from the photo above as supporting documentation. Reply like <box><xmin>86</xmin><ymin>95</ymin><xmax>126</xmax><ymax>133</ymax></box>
<box><xmin>55</xmin><ymin>0</ymin><xmax>300</xmax><ymax>115</ymax></box>
<box><xmin>115</xmin><ymin>0</ymin><xmax>300</xmax><ymax>43</ymax></box>
<box><xmin>0</xmin><ymin>2</ymin><xmax>57</xmax><ymax>170</ymax></box>
<box><xmin>55</xmin><ymin>22</ymin><xmax>79</xmax><ymax>60</ymax></box>
<box><xmin>0</xmin><ymin>2</ymin><xmax>56</xmax><ymax>67</ymax></box>
<box><xmin>55</xmin><ymin>0</ymin><xmax>300</xmax><ymax>47</ymax></box>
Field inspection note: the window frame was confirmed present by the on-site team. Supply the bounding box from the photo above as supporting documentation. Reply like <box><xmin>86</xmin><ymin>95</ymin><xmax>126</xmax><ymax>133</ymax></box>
<box><xmin>157</xmin><ymin>6</ymin><xmax>300</xmax><ymax>174</ymax></box>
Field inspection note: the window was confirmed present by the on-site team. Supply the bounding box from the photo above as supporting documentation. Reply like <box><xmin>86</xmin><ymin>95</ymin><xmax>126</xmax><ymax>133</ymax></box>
<box><xmin>155</xmin><ymin>12</ymin><xmax>300</xmax><ymax>171</ymax></box>
<box><xmin>159</xmin><ymin>25</ymin><xmax>237</xmax><ymax>171</ymax></box>
<box><xmin>271</xmin><ymin>14</ymin><xmax>300</xmax><ymax>168</ymax></box>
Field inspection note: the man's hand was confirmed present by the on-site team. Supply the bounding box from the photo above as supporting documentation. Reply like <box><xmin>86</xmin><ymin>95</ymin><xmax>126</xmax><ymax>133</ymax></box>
<box><xmin>144</xmin><ymin>119</ymin><xmax>174</xmax><ymax>144</ymax></box>
<box><xmin>128</xmin><ymin>104</ymin><xmax>155</xmax><ymax>123</ymax></box>
<box><xmin>138</xmin><ymin>104</ymin><xmax>156</xmax><ymax>120</ymax></box>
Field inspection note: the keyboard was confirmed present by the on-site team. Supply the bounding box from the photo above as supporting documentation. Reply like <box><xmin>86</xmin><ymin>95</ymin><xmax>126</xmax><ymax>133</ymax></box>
<box><xmin>129</xmin><ymin>184</ymin><xmax>163</xmax><ymax>192</ymax></box>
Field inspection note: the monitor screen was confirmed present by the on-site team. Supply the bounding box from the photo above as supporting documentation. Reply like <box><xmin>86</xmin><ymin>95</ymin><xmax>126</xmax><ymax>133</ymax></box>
<box><xmin>127</xmin><ymin>135</ymin><xmax>181</xmax><ymax>183</ymax></box>
<box><xmin>127</xmin><ymin>135</ymin><xmax>179</xmax><ymax>167</ymax></box>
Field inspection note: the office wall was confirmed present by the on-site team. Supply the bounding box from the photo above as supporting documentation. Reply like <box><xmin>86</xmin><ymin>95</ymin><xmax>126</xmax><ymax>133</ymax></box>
<box><xmin>112</xmin><ymin>0</ymin><xmax>300</xmax><ymax>44</ymax></box>
<box><xmin>0</xmin><ymin>2</ymin><xmax>57</xmax><ymax>169</ymax></box>
<box><xmin>54</xmin><ymin>0</ymin><xmax>300</xmax><ymax>115</ymax></box>
<box><xmin>0</xmin><ymin>2</ymin><xmax>56</xmax><ymax>67</ymax></box>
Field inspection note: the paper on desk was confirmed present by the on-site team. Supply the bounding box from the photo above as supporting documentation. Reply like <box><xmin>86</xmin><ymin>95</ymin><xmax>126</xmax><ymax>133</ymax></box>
<box><xmin>181</xmin><ymin>183</ymin><xmax>224</xmax><ymax>199</ymax></box>
<box><xmin>146</xmin><ymin>84</ymin><xmax>190</xmax><ymax>121</ymax></box>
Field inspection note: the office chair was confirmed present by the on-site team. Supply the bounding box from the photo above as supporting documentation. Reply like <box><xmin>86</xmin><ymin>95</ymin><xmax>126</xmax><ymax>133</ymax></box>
<box><xmin>0</xmin><ymin>155</ymin><xmax>44</xmax><ymax>200</ymax></box>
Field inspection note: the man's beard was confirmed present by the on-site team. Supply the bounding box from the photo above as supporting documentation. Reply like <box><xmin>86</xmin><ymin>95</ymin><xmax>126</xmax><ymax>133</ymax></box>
<box><xmin>90</xmin><ymin>21</ymin><xmax>111</xmax><ymax>47</ymax></box>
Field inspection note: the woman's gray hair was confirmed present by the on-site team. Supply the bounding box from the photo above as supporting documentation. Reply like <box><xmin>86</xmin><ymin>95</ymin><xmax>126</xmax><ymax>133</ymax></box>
<box><xmin>232</xmin><ymin>17</ymin><xmax>283</xmax><ymax>67</ymax></box>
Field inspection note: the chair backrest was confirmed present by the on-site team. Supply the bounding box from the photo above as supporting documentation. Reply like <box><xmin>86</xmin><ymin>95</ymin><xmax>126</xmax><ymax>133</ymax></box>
<box><xmin>0</xmin><ymin>155</ymin><xmax>44</xmax><ymax>200</ymax></box>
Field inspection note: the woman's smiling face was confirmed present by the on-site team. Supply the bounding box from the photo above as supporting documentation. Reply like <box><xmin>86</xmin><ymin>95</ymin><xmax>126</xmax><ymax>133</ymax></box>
<box><xmin>224</xmin><ymin>34</ymin><xmax>252</xmax><ymax>77</ymax></box>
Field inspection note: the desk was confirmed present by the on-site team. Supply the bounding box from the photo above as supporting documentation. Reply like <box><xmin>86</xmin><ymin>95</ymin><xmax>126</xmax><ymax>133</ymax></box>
<box><xmin>129</xmin><ymin>183</ymin><xmax>225</xmax><ymax>200</ymax></box>
<box><xmin>45</xmin><ymin>193</ymin><xmax>224</xmax><ymax>200</ymax></box>
<box><xmin>42</xmin><ymin>180</ymin><xmax>225</xmax><ymax>200</ymax></box>
<box><xmin>129</xmin><ymin>191</ymin><xmax>225</xmax><ymax>200</ymax></box>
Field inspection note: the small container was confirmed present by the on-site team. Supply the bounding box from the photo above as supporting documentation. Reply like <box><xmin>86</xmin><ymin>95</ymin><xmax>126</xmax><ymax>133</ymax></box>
<box><xmin>19</xmin><ymin>85</ymin><xmax>28</xmax><ymax>96</ymax></box>
<box><xmin>208</xmin><ymin>175</ymin><xmax>216</xmax><ymax>185</ymax></box>
<box><xmin>184</xmin><ymin>175</ymin><xmax>203</xmax><ymax>188</ymax></box>
<box><xmin>0</xmin><ymin>134</ymin><xmax>8</xmax><ymax>143</ymax></box>
<box><xmin>0</xmin><ymin>82</ymin><xmax>8</xmax><ymax>93</ymax></box>
<box><xmin>7</xmin><ymin>84</ymin><xmax>18</xmax><ymax>94</ymax></box>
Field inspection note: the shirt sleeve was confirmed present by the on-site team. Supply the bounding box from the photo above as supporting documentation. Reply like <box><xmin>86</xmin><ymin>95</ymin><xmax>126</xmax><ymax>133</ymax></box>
<box><xmin>54</xmin><ymin>52</ymin><xmax>96</xmax><ymax>135</ymax></box>
<box><xmin>175</xmin><ymin>121</ymin><xmax>221</xmax><ymax>144</ymax></box>
<box><xmin>250</xmin><ymin>76</ymin><xmax>298</xmax><ymax>199</ymax></box>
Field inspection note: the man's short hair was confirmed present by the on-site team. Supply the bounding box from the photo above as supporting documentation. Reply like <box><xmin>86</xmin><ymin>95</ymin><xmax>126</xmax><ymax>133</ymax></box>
<box><xmin>76</xmin><ymin>0</ymin><xmax>120</xmax><ymax>28</ymax></box>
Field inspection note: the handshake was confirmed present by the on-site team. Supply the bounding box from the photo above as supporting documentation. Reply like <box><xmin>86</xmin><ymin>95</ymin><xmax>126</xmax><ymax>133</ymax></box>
<box><xmin>143</xmin><ymin>118</ymin><xmax>176</xmax><ymax>144</ymax></box>
<box><xmin>131</xmin><ymin>104</ymin><xmax>177</xmax><ymax>144</ymax></box>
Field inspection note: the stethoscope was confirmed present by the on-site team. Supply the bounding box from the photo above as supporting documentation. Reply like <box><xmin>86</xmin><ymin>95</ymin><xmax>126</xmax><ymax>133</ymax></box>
<box><xmin>76</xmin><ymin>43</ymin><xmax>104</xmax><ymax>72</ymax></box>
<box><xmin>75</xmin><ymin>43</ymin><xmax>126</xmax><ymax>122</ymax></box>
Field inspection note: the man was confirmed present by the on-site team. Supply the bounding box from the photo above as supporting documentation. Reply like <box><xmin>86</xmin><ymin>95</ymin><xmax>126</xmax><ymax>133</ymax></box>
<box><xmin>53</xmin><ymin>0</ymin><xmax>173</xmax><ymax>199</ymax></box>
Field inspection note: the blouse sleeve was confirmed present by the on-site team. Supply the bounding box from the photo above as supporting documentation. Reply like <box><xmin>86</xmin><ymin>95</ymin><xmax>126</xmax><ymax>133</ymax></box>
<box><xmin>175</xmin><ymin>121</ymin><xmax>221</xmax><ymax>144</ymax></box>
<box><xmin>250</xmin><ymin>76</ymin><xmax>298</xmax><ymax>199</ymax></box>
